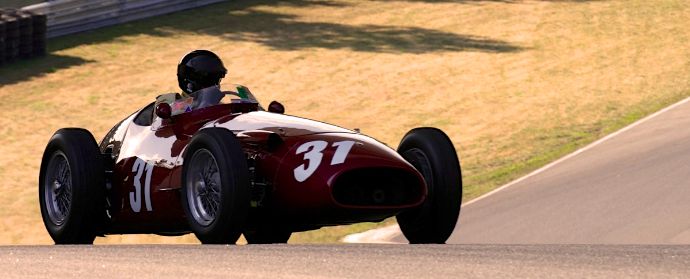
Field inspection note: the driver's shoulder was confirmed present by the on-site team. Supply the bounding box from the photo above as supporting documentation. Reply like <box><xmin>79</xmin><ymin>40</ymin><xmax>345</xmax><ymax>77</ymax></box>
<box><xmin>155</xmin><ymin>92</ymin><xmax>182</xmax><ymax>105</ymax></box>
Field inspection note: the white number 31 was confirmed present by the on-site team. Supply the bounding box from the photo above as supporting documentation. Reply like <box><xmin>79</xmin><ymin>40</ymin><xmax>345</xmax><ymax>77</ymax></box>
<box><xmin>293</xmin><ymin>140</ymin><xmax>356</xmax><ymax>182</ymax></box>
<box><xmin>131</xmin><ymin>158</ymin><xmax>153</xmax><ymax>212</ymax></box>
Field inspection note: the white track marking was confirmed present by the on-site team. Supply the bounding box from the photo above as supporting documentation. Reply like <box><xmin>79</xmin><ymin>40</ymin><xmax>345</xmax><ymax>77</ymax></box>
<box><xmin>342</xmin><ymin>224</ymin><xmax>401</xmax><ymax>244</ymax></box>
<box><xmin>344</xmin><ymin>96</ymin><xmax>690</xmax><ymax>244</ymax></box>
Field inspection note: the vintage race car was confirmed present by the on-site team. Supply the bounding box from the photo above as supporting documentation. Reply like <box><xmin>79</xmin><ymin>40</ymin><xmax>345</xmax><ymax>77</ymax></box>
<box><xmin>39</xmin><ymin>86</ymin><xmax>462</xmax><ymax>244</ymax></box>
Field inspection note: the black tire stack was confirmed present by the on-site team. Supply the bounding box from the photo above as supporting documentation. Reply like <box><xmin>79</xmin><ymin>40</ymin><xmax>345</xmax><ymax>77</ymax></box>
<box><xmin>30</xmin><ymin>11</ymin><xmax>47</xmax><ymax>57</ymax></box>
<box><xmin>0</xmin><ymin>8</ymin><xmax>47</xmax><ymax>66</ymax></box>
<box><xmin>0</xmin><ymin>11</ymin><xmax>20</xmax><ymax>63</ymax></box>
<box><xmin>0</xmin><ymin>18</ymin><xmax>5</xmax><ymax>65</ymax></box>
<box><xmin>16</xmin><ymin>11</ymin><xmax>33</xmax><ymax>59</ymax></box>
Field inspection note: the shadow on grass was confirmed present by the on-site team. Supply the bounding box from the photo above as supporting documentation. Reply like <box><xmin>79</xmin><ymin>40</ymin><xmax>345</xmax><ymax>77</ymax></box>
<box><xmin>206</xmin><ymin>9</ymin><xmax>522</xmax><ymax>53</ymax></box>
<box><xmin>0</xmin><ymin>54</ymin><xmax>92</xmax><ymax>86</ymax></box>
<box><xmin>3</xmin><ymin>0</ymin><xmax>524</xmax><ymax>86</ymax></box>
<box><xmin>50</xmin><ymin>0</ymin><xmax>522</xmax><ymax>54</ymax></box>
<box><xmin>369</xmin><ymin>0</ymin><xmax>601</xmax><ymax>3</ymax></box>
<box><xmin>371</xmin><ymin>0</ymin><xmax>516</xmax><ymax>3</ymax></box>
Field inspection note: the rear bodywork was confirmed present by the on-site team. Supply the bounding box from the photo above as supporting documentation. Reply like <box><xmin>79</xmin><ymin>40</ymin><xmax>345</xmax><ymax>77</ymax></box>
<box><xmin>99</xmin><ymin>102</ymin><xmax>426</xmax><ymax>235</ymax></box>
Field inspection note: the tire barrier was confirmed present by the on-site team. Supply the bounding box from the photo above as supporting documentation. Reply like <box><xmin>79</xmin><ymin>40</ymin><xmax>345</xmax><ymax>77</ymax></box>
<box><xmin>31</xmin><ymin>12</ymin><xmax>47</xmax><ymax>57</ymax></box>
<box><xmin>0</xmin><ymin>20</ymin><xmax>6</xmax><ymax>65</ymax></box>
<box><xmin>23</xmin><ymin>0</ymin><xmax>227</xmax><ymax>38</ymax></box>
<box><xmin>0</xmin><ymin>8</ymin><xmax>47</xmax><ymax>67</ymax></box>
<box><xmin>1</xmin><ymin>0</ymin><xmax>227</xmax><ymax>67</ymax></box>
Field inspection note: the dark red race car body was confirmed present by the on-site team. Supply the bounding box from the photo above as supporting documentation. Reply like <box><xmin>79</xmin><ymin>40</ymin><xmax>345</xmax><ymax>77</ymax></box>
<box><xmin>98</xmin><ymin>102</ymin><xmax>427</xmax><ymax>235</ymax></box>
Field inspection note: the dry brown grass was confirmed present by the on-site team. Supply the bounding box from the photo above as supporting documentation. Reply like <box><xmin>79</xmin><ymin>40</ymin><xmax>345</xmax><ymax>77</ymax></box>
<box><xmin>1</xmin><ymin>0</ymin><xmax>689</xmax><ymax>244</ymax></box>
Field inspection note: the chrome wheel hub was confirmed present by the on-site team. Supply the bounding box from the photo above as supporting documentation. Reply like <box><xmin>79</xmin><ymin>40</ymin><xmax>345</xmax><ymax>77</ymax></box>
<box><xmin>44</xmin><ymin>152</ymin><xmax>72</xmax><ymax>225</ymax></box>
<box><xmin>186</xmin><ymin>149</ymin><xmax>222</xmax><ymax>227</ymax></box>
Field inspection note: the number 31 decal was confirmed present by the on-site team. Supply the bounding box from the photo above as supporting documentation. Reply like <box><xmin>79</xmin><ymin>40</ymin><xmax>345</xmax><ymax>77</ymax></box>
<box><xmin>131</xmin><ymin>158</ymin><xmax>153</xmax><ymax>213</ymax></box>
<box><xmin>294</xmin><ymin>140</ymin><xmax>356</xmax><ymax>182</ymax></box>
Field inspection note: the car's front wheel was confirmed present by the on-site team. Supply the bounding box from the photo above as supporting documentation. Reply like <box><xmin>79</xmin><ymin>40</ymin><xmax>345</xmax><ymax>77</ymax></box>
<box><xmin>182</xmin><ymin>128</ymin><xmax>250</xmax><ymax>244</ymax></box>
<box><xmin>396</xmin><ymin>127</ymin><xmax>462</xmax><ymax>244</ymax></box>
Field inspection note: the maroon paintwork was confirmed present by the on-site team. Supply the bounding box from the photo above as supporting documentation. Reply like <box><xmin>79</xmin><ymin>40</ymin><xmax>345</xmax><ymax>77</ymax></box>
<box><xmin>99</xmin><ymin>101</ymin><xmax>426</xmax><ymax>235</ymax></box>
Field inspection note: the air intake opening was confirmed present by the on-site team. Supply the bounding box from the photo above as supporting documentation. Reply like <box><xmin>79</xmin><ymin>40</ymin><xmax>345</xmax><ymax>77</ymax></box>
<box><xmin>332</xmin><ymin>168</ymin><xmax>423</xmax><ymax>207</ymax></box>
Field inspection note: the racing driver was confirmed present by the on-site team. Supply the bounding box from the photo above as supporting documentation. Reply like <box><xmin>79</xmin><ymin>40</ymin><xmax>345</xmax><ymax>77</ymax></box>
<box><xmin>156</xmin><ymin>49</ymin><xmax>228</xmax><ymax>112</ymax></box>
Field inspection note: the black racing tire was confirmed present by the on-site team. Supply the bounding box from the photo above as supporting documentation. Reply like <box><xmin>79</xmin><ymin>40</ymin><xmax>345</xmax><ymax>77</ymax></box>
<box><xmin>182</xmin><ymin>128</ymin><xmax>250</xmax><ymax>244</ymax></box>
<box><xmin>244</xmin><ymin>226</ymin><xmax>292</xmax><ymax>244</ymax></box>
<box><xmin>396</xmin><ymin>127</ymin><xmax>462</xmax><ymax>244</ymax></box>
<box><xmin>39</xmin><ymin>128</ymin><xmax>106</xmax><ymax>244</ymax></box>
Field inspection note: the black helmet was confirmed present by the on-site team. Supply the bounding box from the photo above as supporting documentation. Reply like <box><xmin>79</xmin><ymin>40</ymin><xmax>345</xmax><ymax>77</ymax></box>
<box><xmin>177</xmin><ymin>50</ymin><xmax>227</xmax><ymax>93</ymax></box>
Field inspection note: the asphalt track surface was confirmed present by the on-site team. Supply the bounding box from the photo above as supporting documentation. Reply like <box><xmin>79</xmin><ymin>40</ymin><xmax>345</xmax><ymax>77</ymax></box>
<box><xmin>390</xmin><ymin>97</ymin><xmax>690</xmax><ymax>245</ymax></box>
<box><xmin>1</xmin><ymin>244</ymin><xmax>689</xmax><ymax>278</ymax></box>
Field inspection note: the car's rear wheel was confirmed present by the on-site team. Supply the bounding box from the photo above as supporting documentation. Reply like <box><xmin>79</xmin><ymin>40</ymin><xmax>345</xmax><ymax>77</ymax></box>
<box><xmin>182</xmin><ymin>128</ymin><xmax>250</xmax><ymax>244</ymax></box>
<box><xmin>244</xmin><ymin>225</ymin><xmax>292</xmax><ymax>244</ymax></box>
<box><xmin>39</xmin><ymin>128</ymin><xmax>106</xmax><ymax>244</ymax></box>
<box><xmin>396</xmin><ymin>127</ymin><xmax>462</xmax><ymax>244</ymax></box>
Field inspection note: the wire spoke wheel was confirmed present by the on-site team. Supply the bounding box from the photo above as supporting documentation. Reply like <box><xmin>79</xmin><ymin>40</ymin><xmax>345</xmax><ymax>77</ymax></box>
<box><xmin>181</xmin><ymin>128</ymin><xmax>250</xmax><ymax>244</ymax></box>
<box><xmin>186</xmin><ymin>149</ymin><xmax>222</xmax><ymax>227</ymax></box>
<box><xmin>44</xmin><ymin>151</ymin><xmax>72</xmax><ymax>226</ymax></box>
